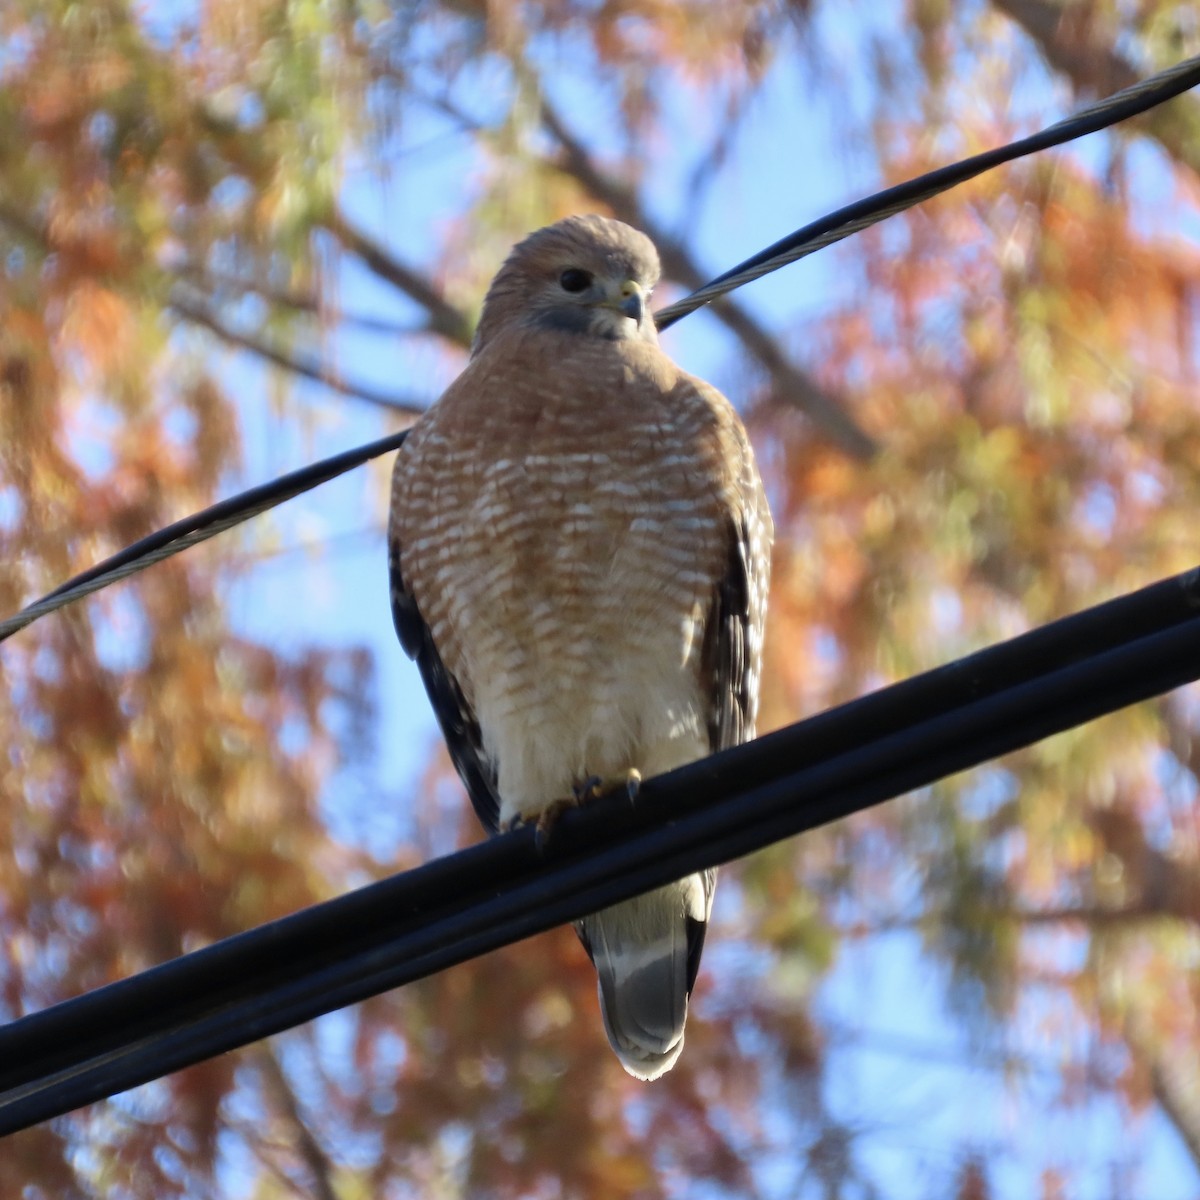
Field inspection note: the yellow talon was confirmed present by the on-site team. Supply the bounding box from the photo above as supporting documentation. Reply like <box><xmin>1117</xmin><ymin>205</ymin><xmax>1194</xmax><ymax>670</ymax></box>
<box><xmin>574</xmin><ymin>768</ymin><xmax>642</xmax><ymax>805</ymax></box>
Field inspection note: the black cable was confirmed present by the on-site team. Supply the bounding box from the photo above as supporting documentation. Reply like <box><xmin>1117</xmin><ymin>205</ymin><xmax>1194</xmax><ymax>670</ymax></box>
<box><xmin>2</xmin><ymin>57</ymin><xmax>1196</xmax><ymax>645</ymax></box>
<box><xmin>0</xmin><ymin>431</ymin><xmax>409</xmax><ymax>645</ymax></box>
<box><xmin>654</xmin><ymin>52</ymin><xmax>1200</xmax><ymax>328</ymax></box>
<box><xmin>2</xmin><ymin>563</ymin><xmax>1199</xmax><ymax>1135</ymax></box>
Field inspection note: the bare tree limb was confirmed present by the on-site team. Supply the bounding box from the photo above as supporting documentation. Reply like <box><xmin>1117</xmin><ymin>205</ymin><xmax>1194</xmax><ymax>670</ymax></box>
<box><xmin>838</xmin><ymin>901</ymin><xmax>1170</xmax><ymax>940</ymax></box>
<box><xmin>1148</xmin><ymin>1050</ymin><xmax>1200</xmax><ymax>1178</ymax></box>
<box><xmin>1122</xmin><ymin>1014</ymin><xmax>1200</xmax><ymax>1179</ymax></box>
<box><xmin>538</xmin><ymin>98</ymin><xmax>878</xmax><ymax>460</ymax></box>
<box><xmin>175</xmin><ymin>262</ymin><xmax>421</xmax><ymax>336</ymax></box>
<box><xmin>323</xmin><ymin>208</ymin><xmax>475</xmax><ymax>348</ymax></box>
<box><xmin>843</xmin><ymin>798</ymin><xmax>1200</xmax><ymax>935</ymax></box>
<box><xmin>257</xmin><ymin>1045</ymin><xmax>342</xmax><ymax>1200</ymax></box>
<box><xmin>169</xmin><ymin>294</ymin><xmax>428</xmax><ymax>417</ymax></box>
<box><xmin>0</xmin><ymin>198</ymin><xmax>428</xmax><ymax>411</ymax></box>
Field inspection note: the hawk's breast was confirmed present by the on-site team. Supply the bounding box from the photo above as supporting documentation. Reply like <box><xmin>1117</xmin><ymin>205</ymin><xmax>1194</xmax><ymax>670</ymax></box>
<box><xmin>395</xmin><ymin>332</ymin><xmax>742</xmax><ymax>821</ymax></box>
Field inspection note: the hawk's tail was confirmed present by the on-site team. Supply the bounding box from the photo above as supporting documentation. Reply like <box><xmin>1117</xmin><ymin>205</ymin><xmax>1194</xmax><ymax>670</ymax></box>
<box><xmin>576</xmin><ymin>873</ymin><xmax>713</xmax><ymax>1081</ymax></box>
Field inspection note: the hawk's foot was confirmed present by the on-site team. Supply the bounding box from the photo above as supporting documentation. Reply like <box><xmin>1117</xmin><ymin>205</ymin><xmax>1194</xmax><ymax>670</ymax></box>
<box><xmin>534</xmin><ymin>796</ymin><xmax>578</xmax><ymax>846</ymax></box>
<box><xmin>511</xmin><ymin>770</ymin><xmax>644</xmax><ymax>852</ymax></box>
<box><xmin>504</xmin><ymin>797</ymin><xmax>581</xmax><ymax>852</ymax></box>
<box><xmin>574</xmin><ymin>768</ymin><xmax>642</xmax><ymax>807</ymax></box>
<box><xmin>505</xmin><ymin>799</ymin><xmax>577</xmax><ymax>846</ymax></box>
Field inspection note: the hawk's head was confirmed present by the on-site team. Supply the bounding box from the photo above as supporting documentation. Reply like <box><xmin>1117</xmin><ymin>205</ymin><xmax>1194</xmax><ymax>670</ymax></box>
<box><xmin>474</xmin><ymin>215</ymin><xmax>661</xmax><ymax>353</ymax></box>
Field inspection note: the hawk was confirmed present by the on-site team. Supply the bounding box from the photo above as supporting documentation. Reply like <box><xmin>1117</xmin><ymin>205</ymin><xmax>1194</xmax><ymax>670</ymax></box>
<box><xmin>389</xmin><ymin>214</ymin><xmax>772</xmax><ymax>1080</ymax></box>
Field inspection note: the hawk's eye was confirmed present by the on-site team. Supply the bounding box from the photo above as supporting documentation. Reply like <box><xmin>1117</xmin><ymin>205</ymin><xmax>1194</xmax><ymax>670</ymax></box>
<box><xmin>559</xmin><ymin>268</ymin><xmax>592</xmax><ymax>294</ymax></box>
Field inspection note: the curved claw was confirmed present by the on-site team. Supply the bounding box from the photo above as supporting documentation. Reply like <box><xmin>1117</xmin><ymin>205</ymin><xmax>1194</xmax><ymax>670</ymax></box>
<box><xmin>513</xmin><ymin>770</ymin><xmax>645</xmax><ymax>853</ymax></box>
<box><xmin>619</xmin><ymin>768</ymin><xmax>642</xmax><ymax>806</ymax></box>
<box><xmin>505</xmin><ymin>801</ymin><xmax>575</xmax><ymax>848</ymax></box>
<box><xmin>573</xmin><ymin>774</ymin><xmax>604</xmax><ymax>803</ymax></box>
<box><xmin>576</xmin><ymin>768</ymin><xmax>642</xmax><ymax>806</ymax></box>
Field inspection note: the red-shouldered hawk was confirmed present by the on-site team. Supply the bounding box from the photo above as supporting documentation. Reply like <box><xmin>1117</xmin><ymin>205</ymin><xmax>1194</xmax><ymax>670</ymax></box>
<box><xmin>389</xmin><ymin>214</ymin><xmax>772</xmax><ymax>1080</ymax></box>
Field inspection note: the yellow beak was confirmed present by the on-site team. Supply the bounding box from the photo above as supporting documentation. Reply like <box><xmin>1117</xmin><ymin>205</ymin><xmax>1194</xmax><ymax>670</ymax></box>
<box><xmin>603</xmin><ymin>279</ymin><xmax>644</xmax><ymax>323</ymax></box>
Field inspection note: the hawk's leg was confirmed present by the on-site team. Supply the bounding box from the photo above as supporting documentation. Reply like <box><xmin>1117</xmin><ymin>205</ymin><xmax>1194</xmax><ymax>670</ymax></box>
<box><xmin>504</xmin><ymin>796</ymin><xmax>580</xmax><ymax>849</ymax></box>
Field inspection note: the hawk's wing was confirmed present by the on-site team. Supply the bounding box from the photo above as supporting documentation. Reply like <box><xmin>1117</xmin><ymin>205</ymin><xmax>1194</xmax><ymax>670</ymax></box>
<box><xmin>687</xmin><ymin>474</ymin><xmax>772</xmax><ymax>991</ymax></box>
<box><xmin>388</xmin><ymin>539</ymin><xmax>503</xmax><ymax>835</ymax></box>
<box><xmin>702</xmin><ymin>497</ymin><xmax>771</xmax><ymax>754</ymax></box>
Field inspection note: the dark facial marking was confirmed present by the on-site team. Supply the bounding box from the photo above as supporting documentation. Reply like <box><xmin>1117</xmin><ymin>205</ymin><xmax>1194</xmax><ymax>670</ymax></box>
<box><xmin>535</xmin><ymin>307</ymin><xmax>617</xmax><ymax>337</ymax></box>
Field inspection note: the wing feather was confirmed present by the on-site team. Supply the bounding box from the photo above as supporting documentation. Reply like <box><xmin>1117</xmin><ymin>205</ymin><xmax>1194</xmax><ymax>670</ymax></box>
<box><xmin>688</xmin><ymin>460</ymin><xmax>771</xmax><ymax>994</ymax></box>
<box><xmin>388</xmin><ymin>539</ymin><xmax>503</xmax><ymax>835</ymax></box>
<box><xmin>702</xmin><ymin>505</ymin><xmax>770</xmax><ymax>753</ymax></box>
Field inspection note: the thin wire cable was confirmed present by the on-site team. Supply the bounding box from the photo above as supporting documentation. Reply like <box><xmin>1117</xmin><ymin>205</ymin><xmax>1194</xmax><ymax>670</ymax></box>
<box><xmin>0</xmin><ymin>431</ymin><xmax>409</xmax><ymax>645</ymax></box>
<box><xmin>1</xmin><ymin>56</ymin><xmax>1196</xmax><ymax>645</ymax></box>
<box><xmin>654</xmin><ymin>53</ymin><xmax>1200</xmax><ymax>328</ymax></box>
<box><xmin>1</xmin><ymin>563</ymin><xmax>1199</xmax><ymax>1133</ymax></box>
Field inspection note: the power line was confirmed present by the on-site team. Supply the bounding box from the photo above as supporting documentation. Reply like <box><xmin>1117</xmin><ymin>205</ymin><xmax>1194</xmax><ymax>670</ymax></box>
<box><xmin>1</xmin><ymin>563</ymin><xmax>1199</xmax><ymax>1134</ymax></box>
<box><xmin>1</xmin><ymin>55</ymin><xmax>1196</xmax><ymax>646</ymax></box>
<box><xmin>0</xmin><ymin>431</ymin><xmax>409</xmax><ymax>645</ymax></box>
<box><xmin>653</xmin><ymin>53</ymin><xmax>1200</xmax><ymax>328</ymax></box>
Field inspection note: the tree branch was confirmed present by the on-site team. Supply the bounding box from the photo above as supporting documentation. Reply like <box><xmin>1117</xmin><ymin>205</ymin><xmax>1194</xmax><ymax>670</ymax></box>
<box><xmin>1148</xmin><ymin>1050</ymin><xmax>1200</xmax><ymax>1178</ymax></box>
<box><xmin>1122</xmin><ymin>1012</ymin><xmax>1200</xmax><ymax>1179</ymax></box>
<box><xmin>175</xmin><ymin>263</ymin><xmax>421</xmax><ymax>336</ymax></box>
<box><xmin>1147</xmin><ymin>1056</ymin><xmax>1200</xmax><ymax>1176</ymax></box>
<box><xmin>323</xmin><ymin>208</ymin><xmax>475</xmax><ymax>348</ymax></box>
<box><xmin>843</xmin><ymin>800</ymin><xmax>1200</xmax><ymax>938</ymax></box>
<box><xmin>0</xmin><ymin>197</ymin><xmax>428</xmax><ymax>413</ymax></box>
<box><xmin>256</xmin><ymin>1045</ymin><xmax>342</xmax><ymax>1200</ymax></box>
<box><xmin>838</xmin><ymin>901</ymin><xmax>1168</xmax><ymax>939</ymax></box>
<box><xmin>169</xmin><ymin>294</ymin><xmax>428</xmax><ymax>417</ymax></box>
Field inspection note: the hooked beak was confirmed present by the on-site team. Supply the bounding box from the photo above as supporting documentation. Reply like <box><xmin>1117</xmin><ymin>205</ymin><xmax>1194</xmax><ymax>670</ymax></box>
<box><xmin>604</xmin><ymin>279</ymin><xmax>645</xmax><ymax>324</ymax></box>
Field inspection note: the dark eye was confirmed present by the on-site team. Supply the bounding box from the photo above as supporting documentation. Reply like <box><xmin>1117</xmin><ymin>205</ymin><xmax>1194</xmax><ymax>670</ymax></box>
<box><xmin>559</xmin><ymin>268</ymin><xmax>592</xmax><ymax>293</ymax></box>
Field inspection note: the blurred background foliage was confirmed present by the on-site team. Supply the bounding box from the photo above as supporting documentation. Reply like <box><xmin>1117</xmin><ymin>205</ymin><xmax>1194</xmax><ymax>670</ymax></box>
<box><xmin>2</xmin><ymin>1</ymin><xmax>1200</xmax><ymax>1196</ymax></box>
